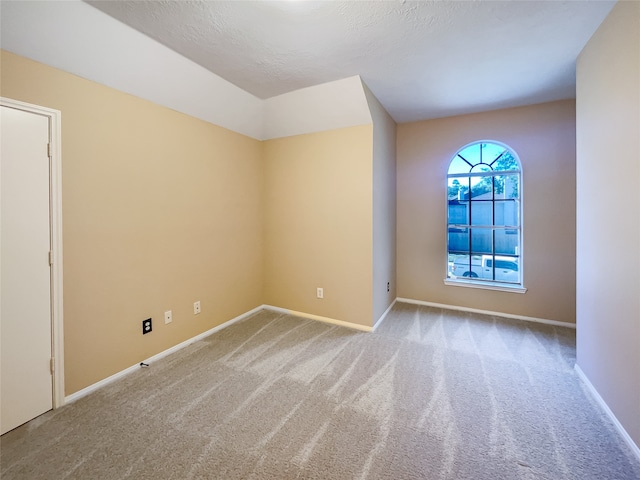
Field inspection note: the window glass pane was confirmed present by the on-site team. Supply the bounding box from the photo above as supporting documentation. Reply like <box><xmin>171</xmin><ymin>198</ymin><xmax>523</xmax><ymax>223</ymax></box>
<box><xmin>470</xmin><ymin>176</ymin><xmax>492</xmax><ymax>198</ymax></box>
<box><xmin>470</xmin><ymin>200</ymin><xmax>492</xmax><ymax>226</ymax></box>
<box><xmin>447</xmin><ymin>228</ymin><xmax>469</xmax><ymax>255</ymax></box>
<box><xmin>457</xmin><ymin>144</ymin><xmax>480</xmax><ymax>166</ymax></box>
<box><xmin>448</xmin><ymin>253</ymin><xmax>472</xmax><ymax>278</ymax></box>
<box><xmin>491</xmin><ymin>150</ymin><xmax>519</xmax><ymax>172</ymax></box>
<box><xmin>448</xmin><ymin>156</ymin><xmax>472</xmax><ymax>175</ymax></box>
<box><xmin>470</xmin><ymin>163</ymin><xmax>492</xmax><ymax>173</ymax></box>
<box><xmin>470</xmin><ymin>228</ymin><xmax>492</xmax><ymax>255</ymax></box>
<box><xmin>495</xmin><ymin>258</ymin><xmax>519</xmax><ymax>271</ymax></box>
<box><xmin>482</xmin><ymin>143</ymin><xmax>506</xmax><ymax>165</ymax></box>
<box><xmin>448</xmin><ymin>202</ymin><xmax>468</xmax><ymax>225</ymax></box>
<box><xmin>494</xmin><ymin>174</ymin><xmax>519</xmax><ymax>199</ymax></box>
<box><xmin>494</xmin><ymin>229</ymin><xmax>519</xmax><ymax>255</ymax></box>
<box><xmin>448</xmin><ymin>177</ymin><xmax>469</xmax><ymax>200</ymax></box>
<box><xmin>494</xmin><ymin>200</ymin><xmax>519</xmax><ymax>227</ymax></box>
<box><xmin>492</xmin><ymin>255</ymin><xmax>520</xmax><ymax>283</ymax></box>
<box><xmin>449</xmin><ymin>254</ymin><xmax>484</xmax><ymax>279</ymax></box>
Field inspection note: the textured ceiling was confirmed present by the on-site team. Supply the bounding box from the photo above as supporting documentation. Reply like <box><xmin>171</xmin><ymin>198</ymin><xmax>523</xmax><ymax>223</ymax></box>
<box><xmin>86</xmin><ymin>0</ymin><xmax>615</xmax><ymax>123</ymax></box>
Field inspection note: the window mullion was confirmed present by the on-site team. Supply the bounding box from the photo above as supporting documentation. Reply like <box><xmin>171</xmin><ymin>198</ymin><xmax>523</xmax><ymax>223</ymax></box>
<box><xmin>467</xmin><ymin>175</ymin><xmax>472</xmax><ymax>273</ymax></box>
<box><xmin>492</xmin><ymin>176</ymin><xmax>496</xmax><ymax>281</ymax></box>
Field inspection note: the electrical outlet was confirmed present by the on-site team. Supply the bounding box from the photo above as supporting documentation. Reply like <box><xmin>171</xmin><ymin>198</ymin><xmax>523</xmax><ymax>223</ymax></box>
<box><xmin>164</xmin><ymin>310</ymin><xmax>172</xmax><ymax>324</ymax></box>
<box><xmin>142</xmin><ymin>318</ymin><xmax>152</xmax><ymax>334</ymax></box>
<box><xmin>193</xmin><ymin>301</ymin><xmax>201</xmax><ymax>315</ymax></box>
<box><xmin>317</xmin><ymin>287</ymin><xmax>324</xmax><ymax>299</ymax></box>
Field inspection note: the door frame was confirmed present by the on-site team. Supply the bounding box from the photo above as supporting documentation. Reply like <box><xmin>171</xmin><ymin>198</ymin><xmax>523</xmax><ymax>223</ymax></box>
<box><xmin>1</xmin><ymin>97</ymin><xmax>64</xmax><ymax>408</ymax></box>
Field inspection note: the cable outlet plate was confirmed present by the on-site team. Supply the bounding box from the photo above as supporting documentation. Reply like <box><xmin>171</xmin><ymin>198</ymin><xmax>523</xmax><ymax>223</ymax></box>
<box><xmin>193</xmin><ymin>301</ymin><xmax>201</xmax><ymax>315</ymax></box>
<box><xmin>142</xmin><ymin>318</ymin><xmax>152</xmax><ymax>334</ymax></box>
<box><xmin>164</xmin><ymin>310</ymin><xmax>172</xmax><ymax>324</ymax></box>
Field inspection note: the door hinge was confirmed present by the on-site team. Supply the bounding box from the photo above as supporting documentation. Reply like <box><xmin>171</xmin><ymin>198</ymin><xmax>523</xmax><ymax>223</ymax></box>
<box><xmin>49</xmin><ymin>251</ymin><xmax>54</xmax><ymax>266</ymax></box>
<box><xmin>50</xmin><ymin>357</ymin><xmax>55</xmax><ymax>374</ymax></box>
<box><xmin>47</xmin><ymin>143</ymin><xmax>52</xmax><ymax>158</ymax></box>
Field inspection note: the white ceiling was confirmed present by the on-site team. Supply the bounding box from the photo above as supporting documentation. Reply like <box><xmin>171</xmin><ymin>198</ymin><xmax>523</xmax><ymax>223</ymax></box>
<box><xmin>85</xmin><ymin>0</ymin><xmax>615</xmax><ymax>123</ymax></box>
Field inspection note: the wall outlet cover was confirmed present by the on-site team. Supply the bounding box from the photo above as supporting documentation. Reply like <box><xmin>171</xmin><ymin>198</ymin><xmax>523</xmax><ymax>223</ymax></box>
<box><xmin>142</xmin><ymin>318</ymin><xmax>152</xmax><ymax>334</ymax></box>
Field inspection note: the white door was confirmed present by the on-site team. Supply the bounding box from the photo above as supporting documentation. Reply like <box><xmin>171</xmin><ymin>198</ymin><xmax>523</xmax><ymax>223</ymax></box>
<box><xmin>1</xmin><ymin>105</ymin><xmax>53</xmax><ymax>435</ymax></box>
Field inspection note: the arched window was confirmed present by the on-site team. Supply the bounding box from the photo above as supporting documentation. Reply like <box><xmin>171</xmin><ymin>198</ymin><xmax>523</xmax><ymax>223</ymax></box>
<box><xmin>446</xmin><ymin>141</ymin><xmax>523</xmax><ymax>290</ymax></box>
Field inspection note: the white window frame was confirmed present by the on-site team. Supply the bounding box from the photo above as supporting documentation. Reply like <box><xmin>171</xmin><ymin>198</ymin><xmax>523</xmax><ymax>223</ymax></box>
<box><xmin>444</xmin><ymin>140</ymin><xmax>526</xmax><ymax>293</ymax></box>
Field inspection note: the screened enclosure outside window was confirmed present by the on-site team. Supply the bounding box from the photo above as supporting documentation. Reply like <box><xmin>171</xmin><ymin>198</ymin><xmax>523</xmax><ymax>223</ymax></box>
<box><xmin>447</xmin><ymin>141</ymin><xmax>522</xmax><ymax>287</ymax></box>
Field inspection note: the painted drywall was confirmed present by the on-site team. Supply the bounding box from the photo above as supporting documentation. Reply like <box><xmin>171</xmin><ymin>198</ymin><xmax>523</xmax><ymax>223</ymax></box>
<box><xmin>0</xmin><ymin>1</ymin><xmax>264</xmax><ymax>139</ymax></box>
<box><xmin>576</xmin><ymin>1</ymin><xmax>640</xmax><ymax>449</ymax></box>
<box><xmin>363</xmin><ymin>82</ymin><xmax>397</xmax><ymax>324</ymax></box>
<box><xmin>1</xmin><ymin>2</ymin><xmax>373</xmax><ymax>141</ymax></box>
<box><xmin>263</xmin><ymin>126</ymin><xmax>374</xmax><ymax>327</ymax></box>
<box><xmin>0</xmin><ymin>51</ymin><xmax>264</xmax><ymax>395</ymax></box>
<box><xmin>397</xmin><ymin>100</ymin><xmax>576</xmax><ymax>323</ymax></box>
<box><xmin>262</xmin><ymin>76</ymin><xmax>372</xmax><ymax>140</ymax></box>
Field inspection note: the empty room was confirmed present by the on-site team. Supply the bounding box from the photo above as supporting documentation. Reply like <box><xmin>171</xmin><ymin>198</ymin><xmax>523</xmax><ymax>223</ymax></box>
<box><xmin>1</xmin><ymin>1</ymin><xmax>638</xmax><ymax>479</ymax></box>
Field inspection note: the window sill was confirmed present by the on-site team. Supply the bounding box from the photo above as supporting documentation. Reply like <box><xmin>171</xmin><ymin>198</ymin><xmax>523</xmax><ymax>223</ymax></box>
<box><xmin>444</xmin><ymin>278</ymin><xmax>527</xmax><ymax>294</ymax></box>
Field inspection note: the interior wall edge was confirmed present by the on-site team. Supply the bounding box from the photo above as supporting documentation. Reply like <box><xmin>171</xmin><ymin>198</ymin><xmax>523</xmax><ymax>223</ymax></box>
<box><xmin>575</xmin><ymin>364</ymin><xmax>640</xmax><ymax>462</ymax></box>
<box><xmin>372</xmin><ymin>299</ymin><xmax>397</xmax><ymax>331</ymax></box>
<box><xmin>264</xmin><ymin>305</ymin><xmax>373</xmax><ymax>332</ymax></box>
<box><xmin>396</xmin><ymin>298</ymin><xmax>577</xmax><ymax>329</ymax></box>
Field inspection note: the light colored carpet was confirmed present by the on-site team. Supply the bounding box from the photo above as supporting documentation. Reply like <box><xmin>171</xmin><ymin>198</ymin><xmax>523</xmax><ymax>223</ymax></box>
<box><xmin>2</xmin><ymin>303</ymin><xmax>639</xmax><ymax>479</ymax></box>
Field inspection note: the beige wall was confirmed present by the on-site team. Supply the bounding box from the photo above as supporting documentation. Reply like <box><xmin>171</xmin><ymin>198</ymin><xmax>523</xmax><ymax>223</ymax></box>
<box><xmin>6</xmin><ymin>43</ymin><xmax>586</xmax><ymax>405</ymax></box>
<box><xmin>576</xmin><ymin>1</ymin><xmax>640</xmax><ymax>449</ymax></box>
<box><xmin>263</xmin><ymin>126</ymin><xmax>374</xmax><ymax>327</ymax></box>
<box><xmin>397</xmin><ymin>100</ymin><xmax>576</xmax><ymax>323</ymax></box>
<box><xmin>363</xmin><ymin>83</ymin><xmax>397</xmax><ymax>324</ymax></box>
<box><xmin>1</xmin><ymin>51</ymin><xmax>264</xmax><ymax>394</ymax></box>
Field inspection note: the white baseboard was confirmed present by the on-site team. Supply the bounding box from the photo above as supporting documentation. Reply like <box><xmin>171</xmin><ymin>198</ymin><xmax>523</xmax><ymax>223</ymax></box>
<box><xmin>64</xmin><ymin>298</ymin><xmax>576</xmax><ymax>406</ymax></box>
<box><xmin>65</xmin><ymin>303</ymin><xmax>373</xmax><ymax>404</ymax></box>
<box><xmin>65</xmin><ymin>305</ymin><xmax>264</xmax><ymax>404</ymax></box>
<box><xmin>396</xmin><ymin>298</ymin><xmax>576</xmax><ymax>329</ymax></box>
<box><xmin>264</xmin><ymin>305</ymin><xmax>373</xmax><ymax>332</ymax></box>
<box><xmin>574</xmin><ymin>364</ymin><xmax>640</xmax><ymax>462</ymax></box>
<box><xmin>372</xmin><ymin>299</ymin><xmax>397</xmax><ymax>331</ymax></box>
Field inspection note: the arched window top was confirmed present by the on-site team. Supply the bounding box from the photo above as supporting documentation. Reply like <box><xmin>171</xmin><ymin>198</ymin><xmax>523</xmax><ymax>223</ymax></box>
<box><xmin>448</xmin><ymin>141</ymin><xmax>521</xmax><ymax>175</ymax></box>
